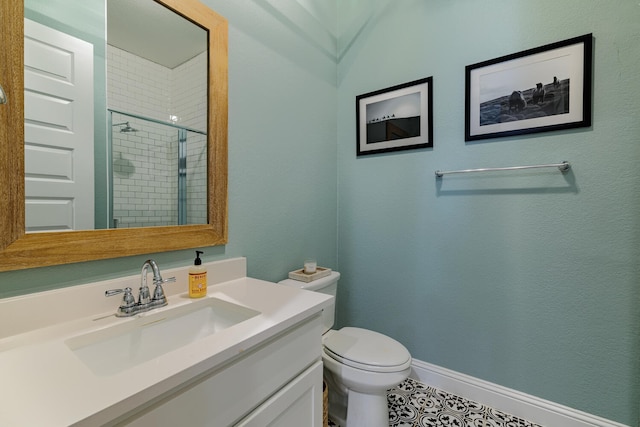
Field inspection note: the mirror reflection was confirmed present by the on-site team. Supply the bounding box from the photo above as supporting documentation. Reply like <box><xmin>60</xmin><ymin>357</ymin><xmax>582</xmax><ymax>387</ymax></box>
<box><xmin>24</xmin><ymin>0</ymin><xmax>208</xmax><ymax>232</ymax></box>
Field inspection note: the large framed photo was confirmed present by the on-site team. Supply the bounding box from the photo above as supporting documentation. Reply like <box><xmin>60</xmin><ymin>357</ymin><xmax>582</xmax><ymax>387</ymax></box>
<box><xmin>356</xmin><ymin>77</ymin><xmax>433</xmax><ymax>156</ymax></box>
<box><xmin>465</xmin><ymin>34</ymin><xmax>592</xmax><ymax>142</ymax></box>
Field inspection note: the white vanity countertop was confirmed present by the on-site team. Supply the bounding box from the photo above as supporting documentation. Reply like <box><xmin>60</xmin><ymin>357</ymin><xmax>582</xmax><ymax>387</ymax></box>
<box><xmin>0</xmin><ymin>258</ymin><xmax>332</xmax><ymax>426</ymax></box>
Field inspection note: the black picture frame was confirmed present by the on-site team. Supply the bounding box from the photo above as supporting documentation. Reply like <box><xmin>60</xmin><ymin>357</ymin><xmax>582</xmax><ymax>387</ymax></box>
<box><xmin>465</xmin><ymin>34</ymin><xmax>593</xmax><ymax>142</ymax></box>
<box><xmin>356</xmin><ymin>77</ymin><xmax>433</xmax><ymax>156</ymax></box>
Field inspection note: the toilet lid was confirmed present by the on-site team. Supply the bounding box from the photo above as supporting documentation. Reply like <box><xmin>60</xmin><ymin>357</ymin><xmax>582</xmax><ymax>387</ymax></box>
<box><xmin>323</xmin><ymin>327</ymin><xmax>411</xmax><ymax>373</ymax></box>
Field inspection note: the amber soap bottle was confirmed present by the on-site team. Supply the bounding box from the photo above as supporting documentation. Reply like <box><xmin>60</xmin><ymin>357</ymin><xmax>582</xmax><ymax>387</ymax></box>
<box><xmin>189</xmin><ymin>251</ymin><xmax>207</xmax><ymax>298</ymax></box>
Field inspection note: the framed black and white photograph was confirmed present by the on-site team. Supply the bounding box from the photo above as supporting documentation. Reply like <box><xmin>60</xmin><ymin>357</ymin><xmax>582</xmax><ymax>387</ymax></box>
<box><xmin>356</xmin><ymin>77</ymin><xmax>433</xmax><ymax>156</ymax></box>
<box><xmin>465</xmin><ymin>34</ymin><xmax>592</xmax><ymax>142</ymax></box>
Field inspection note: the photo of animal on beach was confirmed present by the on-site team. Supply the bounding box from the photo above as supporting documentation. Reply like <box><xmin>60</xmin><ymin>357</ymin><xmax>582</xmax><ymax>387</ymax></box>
<box><xmin>465</xmin><ymin>34</ymin><xmax>592</xmax><ymax>141</ymax></box>
<box><xmin>356</xmin><ymin>77</ymin><xmax>433</xmax><ymax>156</ymax></box>
<box><xmin>479</xmin><ymin>73</ymin><xmax>569</xmax><ymax>126</ymax></box>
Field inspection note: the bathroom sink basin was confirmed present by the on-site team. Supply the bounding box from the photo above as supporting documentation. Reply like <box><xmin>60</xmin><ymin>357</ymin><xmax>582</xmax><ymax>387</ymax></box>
<box><xmin>66</xmin><ymin>297</ymin><xmax>260</xmax><ymax>376</ymax></box>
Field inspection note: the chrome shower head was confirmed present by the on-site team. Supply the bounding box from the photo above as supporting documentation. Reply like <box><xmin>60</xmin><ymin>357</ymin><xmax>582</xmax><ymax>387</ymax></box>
<box><xmin>120</xmin><ymin>122</ymin><xmax>138</xmax><ymax>133</ymax></box>
<box><xmin>113</xmin><ymin>121</ymin><xmax>138</xmax><ymax>133</ymax></box>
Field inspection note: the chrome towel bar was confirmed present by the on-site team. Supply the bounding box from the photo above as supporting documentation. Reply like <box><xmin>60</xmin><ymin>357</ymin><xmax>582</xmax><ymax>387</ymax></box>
<box><xmin>435</xmin><ymin>161</ymin><xmax>570</xmax><ymax>178</ymax></box>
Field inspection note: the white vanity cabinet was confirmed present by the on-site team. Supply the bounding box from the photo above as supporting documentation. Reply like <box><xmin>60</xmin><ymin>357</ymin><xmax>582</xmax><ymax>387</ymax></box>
<box><xmin>0</xmin><ymin>259</ymin><xmax>333</xmax><ymax>427</ymax></box>
<box><xmin>111</xmin><ymin>314</ymin><xmax>324</xmax><ymax>427</ymax></box>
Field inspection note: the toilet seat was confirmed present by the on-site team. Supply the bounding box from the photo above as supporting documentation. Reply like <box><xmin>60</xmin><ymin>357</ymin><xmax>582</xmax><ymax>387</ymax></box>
<box><xmin>323</xmin><ymin>327</ymin><xmax>411</xmax><ymax>373</ymax></box>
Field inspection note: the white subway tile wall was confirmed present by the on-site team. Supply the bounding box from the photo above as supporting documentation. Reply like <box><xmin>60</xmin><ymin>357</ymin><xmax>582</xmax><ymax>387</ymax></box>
<box><xmin>107</xmin><ymin>46</ymin><xmax>208</xmax><ymax>227</ymax></box>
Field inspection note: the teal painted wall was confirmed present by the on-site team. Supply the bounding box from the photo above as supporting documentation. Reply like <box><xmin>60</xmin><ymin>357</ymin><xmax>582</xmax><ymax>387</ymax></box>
<box><xmin>0</xmin><ymin>1</ymin><xmax>337</xmax><ymax>296</ymax></box>
<box><xmin>336</xmin><ymin>1</ymin><xmax>639</xmax><ymax>425</ymax></box>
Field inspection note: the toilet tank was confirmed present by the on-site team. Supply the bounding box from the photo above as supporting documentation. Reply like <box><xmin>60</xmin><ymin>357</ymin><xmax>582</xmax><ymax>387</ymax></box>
<box><xmin>278</xmin><ymin>271</ymin><xmax>340</xmax><ymax>333</ymax></box>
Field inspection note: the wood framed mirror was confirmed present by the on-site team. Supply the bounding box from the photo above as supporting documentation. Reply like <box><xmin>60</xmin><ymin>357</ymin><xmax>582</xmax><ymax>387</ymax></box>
<box><xmin>0</xmin><ymin>0</ymin><xmax>228</xmax><ymax>272</ymax></box>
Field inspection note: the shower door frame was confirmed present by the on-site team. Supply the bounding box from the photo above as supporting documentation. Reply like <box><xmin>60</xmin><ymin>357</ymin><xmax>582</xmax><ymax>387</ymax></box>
<box><xmin>107</xmin><ymin>108</ymin><xmax>207</xmax><ymax>228</ymax></box>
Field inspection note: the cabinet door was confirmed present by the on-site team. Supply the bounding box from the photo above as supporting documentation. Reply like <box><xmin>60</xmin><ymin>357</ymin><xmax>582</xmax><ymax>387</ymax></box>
<box><xmin>235</xmin><ymin>360</ymin><xmax>323</xmax><ymax>427</ymax></box>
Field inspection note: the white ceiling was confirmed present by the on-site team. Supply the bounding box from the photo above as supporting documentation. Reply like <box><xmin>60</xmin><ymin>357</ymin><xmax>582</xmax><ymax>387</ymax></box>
<box><xmin>107</xmin><ymin>0</ymin><xmax>207</xmax><ymax>69</ymax></box>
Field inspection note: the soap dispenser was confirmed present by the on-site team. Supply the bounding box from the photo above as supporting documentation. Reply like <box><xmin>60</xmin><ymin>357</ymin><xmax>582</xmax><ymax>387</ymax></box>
<box><xmin>189</xmin><ymin>251</ymin><xmax>207</xmax><ymax>298</ymax></box>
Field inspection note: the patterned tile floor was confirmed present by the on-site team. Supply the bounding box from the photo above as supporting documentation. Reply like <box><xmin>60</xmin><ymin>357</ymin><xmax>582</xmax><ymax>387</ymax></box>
<box><xmin>329</xmin><ymin>378</ymin><xmax>544</xmax><ymax>427</ymax></box>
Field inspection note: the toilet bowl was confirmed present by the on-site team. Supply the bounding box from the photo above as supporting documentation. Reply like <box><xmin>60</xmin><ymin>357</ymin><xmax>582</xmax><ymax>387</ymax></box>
<box><xmin>322</xmin><ymin>327</ymin><xmax>411</xmax><ymax>427</ymax></box>
<box><xmin>278</xmin><ymin>272</ymin><xmax>411</xmax><ymax>427</ymax></box>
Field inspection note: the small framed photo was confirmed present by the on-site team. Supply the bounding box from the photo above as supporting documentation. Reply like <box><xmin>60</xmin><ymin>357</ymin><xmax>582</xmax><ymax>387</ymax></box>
<box><xmin>465</xmin><ymin>34</ymin><xmax>592</xmax><ymax>142</ymax></box>
<box><xmin>356</xmin><ymin>77</ymin><xmax>433</xmax><ymax>156</ymax></box>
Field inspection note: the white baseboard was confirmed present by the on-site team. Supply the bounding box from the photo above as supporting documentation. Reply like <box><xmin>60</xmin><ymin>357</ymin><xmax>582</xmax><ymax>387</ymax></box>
<box><xmin>410</xmin><ymin>359</ymin><xmax>630</xmax><ymax>427</ymax></box>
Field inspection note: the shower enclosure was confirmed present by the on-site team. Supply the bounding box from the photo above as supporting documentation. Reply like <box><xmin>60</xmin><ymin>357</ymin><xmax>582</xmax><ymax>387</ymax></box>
<box><xmin>108</xmin><ymin>109</ymin><xmax>207</xmax><ymax>228</ymax></box>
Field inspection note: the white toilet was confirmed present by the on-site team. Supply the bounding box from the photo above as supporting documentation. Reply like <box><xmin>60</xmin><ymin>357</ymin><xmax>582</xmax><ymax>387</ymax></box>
<box><xmin>279</xmin><ymin>271</ymin><xmax>411</xmax><ymax>427</ymax></box>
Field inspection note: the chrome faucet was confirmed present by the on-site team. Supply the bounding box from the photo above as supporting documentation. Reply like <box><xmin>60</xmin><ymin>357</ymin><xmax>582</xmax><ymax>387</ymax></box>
<box><xmin>106</xmin><ymin>259</ymin><xmax>176</xmax><ymax>317</ymax></box>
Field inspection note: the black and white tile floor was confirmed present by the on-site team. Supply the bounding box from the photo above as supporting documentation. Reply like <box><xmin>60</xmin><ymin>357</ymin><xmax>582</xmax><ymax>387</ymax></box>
<box><xmin>328</xmin><ymin>378</ymin><xmax>544</xmax><ymax>427</ymax></box>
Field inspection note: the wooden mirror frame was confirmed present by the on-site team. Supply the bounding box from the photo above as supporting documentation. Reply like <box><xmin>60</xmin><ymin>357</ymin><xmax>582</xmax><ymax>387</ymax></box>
<box><xmin>0</xmin><ymin>0</ymin><xmax>228</xmax><ymax>272</ymax></box>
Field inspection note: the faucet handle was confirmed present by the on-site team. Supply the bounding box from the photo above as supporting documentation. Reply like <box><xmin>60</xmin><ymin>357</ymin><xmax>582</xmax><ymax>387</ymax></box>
<box><xmin>151</xmin><ymin>276</ymin><xmax>175</xmax><ymax>305</ymax></box>
<box><xmin>153</xmin><ymin>276</ymin><xmax>176</xmax><ymax>286</ymax></box>
<box><xmin>104</xmin><ymin>287</ymin><xmax>136</xmax><ymax>316</ymax></box>
<box><xmin>105</xmin><ymin>287</ymin><xmax>136</xmax><ymax>309</ymax></box>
